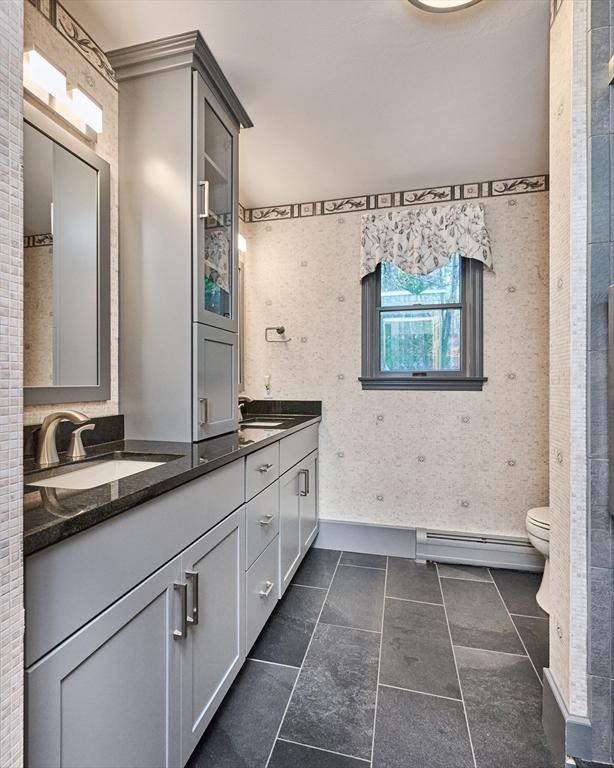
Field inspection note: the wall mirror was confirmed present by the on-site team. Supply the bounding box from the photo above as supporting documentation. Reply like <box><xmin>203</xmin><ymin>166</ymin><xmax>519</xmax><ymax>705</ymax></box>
<box><xmin>23</xmin><ymin>103</ymin><xmax>110</xmax><ymax>405</ymax></box>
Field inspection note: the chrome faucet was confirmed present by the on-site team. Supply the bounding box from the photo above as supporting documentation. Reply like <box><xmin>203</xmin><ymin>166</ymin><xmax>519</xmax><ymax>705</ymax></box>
<box><xmin>238</xmin><ymin>396</ymin><xmax>253</xmax><ymax>423</ymax></box>
<box><xmin>36</xmin><ymin>410</ymin><xmax>91</xmax><ymax>468</ymax></box>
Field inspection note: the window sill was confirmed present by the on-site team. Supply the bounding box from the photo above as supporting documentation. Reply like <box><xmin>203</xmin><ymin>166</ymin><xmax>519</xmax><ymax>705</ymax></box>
<box><xmin>358</xmin><ymin>376</ymin><xmax>488</xmax><ymax>391</ymax></box>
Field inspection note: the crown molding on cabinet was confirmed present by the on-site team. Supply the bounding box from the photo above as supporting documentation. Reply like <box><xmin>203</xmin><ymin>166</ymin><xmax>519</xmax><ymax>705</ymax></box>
<box><xmin>107</xmin><ymin>31</ymin><xmax>253</xmax><ymax>129</ymax></box>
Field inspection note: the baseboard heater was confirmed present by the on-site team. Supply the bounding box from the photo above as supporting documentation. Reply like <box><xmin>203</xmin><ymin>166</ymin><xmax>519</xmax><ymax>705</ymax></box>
<box><xmin>415</xmin><ymin>528</ymin><xmax>544</xmax><ymax>571</ymax></box>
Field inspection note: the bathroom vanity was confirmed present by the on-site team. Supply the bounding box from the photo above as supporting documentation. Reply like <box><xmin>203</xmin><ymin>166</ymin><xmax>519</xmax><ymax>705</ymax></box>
<box><xmin>24</xmin><ymin>414</ymin><xmax>319</xmax><ymax>768</ymax></box>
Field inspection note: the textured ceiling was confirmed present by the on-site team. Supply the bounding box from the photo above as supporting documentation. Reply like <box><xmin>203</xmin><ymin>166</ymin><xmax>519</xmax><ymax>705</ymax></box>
<box><xmin>64</xmin><ymin>0</ymin><xmax>550</xmax><ymax>208</ymax></box>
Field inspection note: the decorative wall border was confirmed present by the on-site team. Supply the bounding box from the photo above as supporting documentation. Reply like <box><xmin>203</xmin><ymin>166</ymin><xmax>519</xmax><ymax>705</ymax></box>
<box><xmin>24</xmin><ymin>233</ymin><xmax>53</xmax><ymax>248</ymax></box>
<box><xmin>240</xmin><ymin>174</ymin><xmax>549</xmax><ymax>223</ymax></box>
<box><xmin>27</xmin><ymin>0</ymin><xmax>117</xmax><ymax>89</ymax></box>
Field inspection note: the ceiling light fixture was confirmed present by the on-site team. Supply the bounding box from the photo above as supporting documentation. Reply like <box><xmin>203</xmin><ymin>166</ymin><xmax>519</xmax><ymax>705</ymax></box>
<box><xmin>408</xmin><ymin>0</ymin><xmax>482</xmax><ymax>12</ymax></box>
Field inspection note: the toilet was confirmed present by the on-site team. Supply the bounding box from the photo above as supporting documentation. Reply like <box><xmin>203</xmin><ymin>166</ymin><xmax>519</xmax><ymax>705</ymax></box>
<box><xmin>525</xmin><ymin>506</ymin><xmax>550</xmax><ymax>614</ymax></box>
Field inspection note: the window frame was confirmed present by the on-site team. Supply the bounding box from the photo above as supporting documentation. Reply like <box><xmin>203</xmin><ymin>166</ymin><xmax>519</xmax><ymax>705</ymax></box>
<box><xmin>360</xmin><ymin>257</ymin><xmax>486</xmax><ymax>391</ymax></box>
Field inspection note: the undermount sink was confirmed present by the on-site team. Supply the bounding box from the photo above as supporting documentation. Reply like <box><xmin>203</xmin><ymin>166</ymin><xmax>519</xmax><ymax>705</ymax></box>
<box><xmin>240</xmin><ymin>417</ymin><xmax>292</xmax><ymax>427</ymax></box>
<box><xmin>28</xmin><ymin>459</ymin><xmax>165</xmax><ymax>490</ymax></box>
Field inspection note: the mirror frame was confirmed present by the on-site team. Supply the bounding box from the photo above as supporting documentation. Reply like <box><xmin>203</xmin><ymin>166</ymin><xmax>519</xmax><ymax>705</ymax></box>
<box><xmin>23</xmin><ymin>102</ymin><xmax>111</xmax><ymax>405</ymax></box>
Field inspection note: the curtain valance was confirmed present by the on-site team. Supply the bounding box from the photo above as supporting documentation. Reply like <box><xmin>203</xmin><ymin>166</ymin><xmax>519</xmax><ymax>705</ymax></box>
<box><xmin>360</xmin><ymin>202</ymin><xmax>493</xmax><ymax>280</ymax></box>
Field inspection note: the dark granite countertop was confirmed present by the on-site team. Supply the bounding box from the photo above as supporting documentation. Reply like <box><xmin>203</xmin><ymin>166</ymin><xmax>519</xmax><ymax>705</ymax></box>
<box><xmin>24</xmin><ymin>414</ymin><xmax>320</xmax><ymax>556</ymax></box>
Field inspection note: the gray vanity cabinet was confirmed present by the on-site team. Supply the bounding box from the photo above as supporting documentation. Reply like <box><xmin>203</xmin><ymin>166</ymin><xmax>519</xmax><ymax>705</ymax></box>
<box><xmin>179</xmin><ymin>508</ymin><xmax>245</xmax><ymax>762</ymax></box>
<box><xmin>26</xmin><ymin>556</ymin><xmax>183</xmax><ymax>768</ymax></box>
<box><xmin>279</xmin><ymin>450</ymin><xmax>319</xmax><ymax>595</ymax></box>
<box><xmin>193</xmin><ymin>324</ymin><xmax>238</xmax><ymax>440</ymax></box>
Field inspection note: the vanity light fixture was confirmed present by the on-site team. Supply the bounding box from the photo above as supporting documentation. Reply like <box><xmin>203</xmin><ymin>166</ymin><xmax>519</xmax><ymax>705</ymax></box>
<box><xmin>23</xmin><ymin>49</ymin><xmax>66</xmax><ymax>101</ymax></box>
<box><xmin>408</xmin><ymin>0</ymin><xmax>482</xmax><ymax>11</ymax></box>
<box><xmin>70</xmin><ymin>88</ymin><xmax>103</xmax><ymax>134</ymax></box>
<box><xmin>238</xmin><ymin>233</ymin><xmax>247</xmax><ymax>253</ymax></box>
<box><xmin>23</xmin><ymin>48</ymin><xmax>103</xmax><ymax>137</ymax></box>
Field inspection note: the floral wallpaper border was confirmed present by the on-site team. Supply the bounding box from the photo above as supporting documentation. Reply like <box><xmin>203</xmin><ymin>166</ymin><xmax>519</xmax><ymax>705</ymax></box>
<box><xmin>24</xmin><ymin>233</ymin><xmax>53</xmax><ymax>248</ymax></box>
<box><xmin>26</xmin><ymin>0</ymin><xmax>117</xmax><ymax>89</ymax></box>
<box><xmin>239</xmin><ymin>174</ymin><xmax>548</xmax><ymax>223</ymax></box>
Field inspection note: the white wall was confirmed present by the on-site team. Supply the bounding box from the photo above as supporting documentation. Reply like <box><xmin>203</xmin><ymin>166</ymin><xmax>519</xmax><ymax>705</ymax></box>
<box><xmin>242</xmin><ymin>190</ymin><xmax>549</xmax><ymax>538</ymax></box>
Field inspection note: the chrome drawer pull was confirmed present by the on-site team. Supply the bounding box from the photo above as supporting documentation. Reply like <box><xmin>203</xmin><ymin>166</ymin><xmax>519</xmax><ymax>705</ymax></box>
<box><xmin>173</xmin><ymin>582</ymin><xmax>188</xmax><ymax>640</ymax></box>
<box><xmin>257</xmin><ymin>463</ymin><xmax>274</xmax><ymax>474</ymax></box>
<box><xmin>199</xmin><ymin>397</ymin><xmax>208</xmax><ymax>426</ymax></box>
<box><xmin>259</xmin><ymin>581</ymin><xmax>275</xmax><ymax>598</ymax></box>
<box><xmin>258</xmin><ymin>514</ymin><xmax>274</xmax><ymax>527</ymax></box>
<box><xmin>185</xmin><ymin>570</ymin><xmax>199</xmax><ymax>626</ymax></box>
<box><xmin>198</xmin><ymin>179</ymin><xmax>209</xmax><ymax>219</ymax></box>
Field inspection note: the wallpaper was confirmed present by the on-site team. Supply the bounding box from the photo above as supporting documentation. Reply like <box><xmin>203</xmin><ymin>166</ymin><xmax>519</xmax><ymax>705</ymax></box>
<box><xmin>23</xmin><ymin>0</ymin><xmax>118</xmax><ymax>425</ymax></box>
<box><xmin>242</xmin><ymin>191</ymin><xmax>549</xmax><ymax>539</ymax></box>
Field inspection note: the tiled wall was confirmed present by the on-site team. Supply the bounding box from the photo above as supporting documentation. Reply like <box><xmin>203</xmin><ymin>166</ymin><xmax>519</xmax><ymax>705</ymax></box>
<box><xmin>22</xmin><ymin>0</ymin><xmax>119</xmax><ymax>426</ymax></box>
<box><xmin>585</xmin><ymin>0</ymin><xmax>614</xmax><ymax>761</ymax></box>
<box><xmin>0</xmin><ymin>2</ymin><xmax>24</xmax><ymax>765</ymax></box>
<box><xmin>242</xmin><ymin>190</ymin><xmax>549</xmax><ymax>539</ymax></box>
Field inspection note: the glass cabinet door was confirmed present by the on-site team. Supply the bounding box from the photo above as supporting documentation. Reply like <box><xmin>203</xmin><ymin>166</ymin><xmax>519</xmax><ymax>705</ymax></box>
<box><xmin>193</xmin><ymin>73</ymin><xmax>238</xmax><ymax>331</ymax></box>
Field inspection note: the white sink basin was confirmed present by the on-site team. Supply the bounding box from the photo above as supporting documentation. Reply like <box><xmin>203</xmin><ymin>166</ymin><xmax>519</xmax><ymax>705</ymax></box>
<box><xmin>29</xmin><ymin>460</ymin><xmax>165</xmax><ymax>490</ymax></box>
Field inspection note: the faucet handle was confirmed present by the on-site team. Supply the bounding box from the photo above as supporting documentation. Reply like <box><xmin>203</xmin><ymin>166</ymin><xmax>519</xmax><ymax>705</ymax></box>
<box><xmin>67</xmin><ymin>423</ymin><xmax>95</xmax><ymax>461</ymax></box>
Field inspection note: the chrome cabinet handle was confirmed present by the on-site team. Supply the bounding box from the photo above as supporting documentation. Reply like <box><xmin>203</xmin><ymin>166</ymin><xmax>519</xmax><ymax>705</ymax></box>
<box><xmin>259</xmin><ymin>581</ymin><xmax>275</xmax><ymax>598</ymax></box>
<box><xmin>199</xmin><ymin>397</ymin><xmax>208</xmax><ymax>426</ymax></box>
<box><xmin>173</xmin><ymin>582</ymin><xmax>188</xmax><ymax>639</ymax></box>
<box><xmin>299</xmin><ymin>469</ymin><xmax>309</xmax><ymax>497</ymax></box>
<box><xmin>198</xmin><ymin>180</ymin><xmax>209</xmax><ymax>219</ymax></box>
<box><xmin>258</xmin><ymin>513</ymin><xmax>274</xmax><ymax>527</ymax></box>
<box><xmin>258</xmin><ymin>463</ymin><xmax>274</xmax><ymax>474</ymax></box>
<box><xmin>186</xmin><ymin>570</ymin><xmax>199</xmax><ymax>626</ymax></box>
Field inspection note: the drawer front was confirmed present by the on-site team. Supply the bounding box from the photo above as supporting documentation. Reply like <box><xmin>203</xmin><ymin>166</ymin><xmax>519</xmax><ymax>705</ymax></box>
<box><xmin>245</xmin><ymin>481</ymin><xmax>279</xmax><ymax>569</ymax></box>
<box><xmin>245</xmin><ymin>536</ymin><xmax>279</xmax><ymax>651</ymax></box>
<box><xmin>279</xmin><ymin>423</ymin><xmax>319</xmax><ymax>474</ymax></box>
<box><xmin>245</xmin><ymin>442</ymin><xmax>280</xmax><ymax>500</ymax></box>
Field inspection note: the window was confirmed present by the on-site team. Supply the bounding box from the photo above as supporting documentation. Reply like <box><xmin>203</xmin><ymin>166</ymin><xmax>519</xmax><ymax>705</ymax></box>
<box><xmin>360</xmin><ymin>255</ymin><xmax>485</xmax><ymax>390</ymax></box>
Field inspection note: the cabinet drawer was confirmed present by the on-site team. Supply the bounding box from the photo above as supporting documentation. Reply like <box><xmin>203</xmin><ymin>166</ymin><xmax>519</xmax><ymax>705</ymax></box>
<box><xmin>245</xmin><ymin>481</ymin><xmax>279</xmax><ymax>569</ymax></box>
<box><xmin>280</xmin><ymin>423</ymin><xmax>319</xmax><ymax>474</ymax></box>
<box><xmin>245</xmin><ymin>536</ymin><xmax>279</xmax><ymax>651</ymax></box>
<box><xmin>245</xmin><ymin>442</ymin><xmax>279</xmax><ymax>499</ymax></box>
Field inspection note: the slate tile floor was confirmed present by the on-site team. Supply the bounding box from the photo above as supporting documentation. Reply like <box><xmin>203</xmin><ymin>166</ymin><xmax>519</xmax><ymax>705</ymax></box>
<box><xmin>188</xmin><ymin>552</ymin><xmax>555</xmax><ymax>768</ymax></box>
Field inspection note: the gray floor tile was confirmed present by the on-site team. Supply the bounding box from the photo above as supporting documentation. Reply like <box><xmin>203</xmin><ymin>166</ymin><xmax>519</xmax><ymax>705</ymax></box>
<box><xmin>456</xmin><ymin>645</ymin><xmax>557</xmax><ymax>768</ymax></box>
<box><xmin>187</xmin><ymin>660</ymin><xmax>297</xmax><ymax>768</ymax></box>
<box><xmin>320</xmin><ymin>564</ymin><xmax>385</xmax><ymax>631</ymax></box>
<box><xmin>293</xmin><ymin>548</ymin><xmax>340</xmax><ymax>588</ymax></box>
<box><xmin>490</xmin><ymin>568</ymin><xmax>548</xmax><ymax>618</ymax></box>
<box><xmin>386</xmin><ymin>557</ymin><xmax>442</xmax><ymax>603</ymax></box>
<box><xmin>249</xmin><ymin>584</ymin><xmax>325</xmax><ymax>667</ymax></box>
<box><xmin>441</xmin><ymin>578</ymin><xmax>525</xmax><ymax>654</ymax></box>
<box><xmin>372</xmin><ymin>685</ymin><xmax>473</xmax><ymax>768</ymax></box>
<box><xmin>380</xmin><ymin>598</ymin><xmax>460</xmax><ymax>699</ymax></box>
<box><xmin>269</xmin><ymin>740</ymin><xmax>366</xmax><ymax>767</ymax></box>
<box><xmin>340</xmin><ymin>551</ymin><xmax>386</xmax><ymax>568</ymax></box>
<box><xmin>437</xmin><ymin>563</ymin><xmax>492</xmax><ymax>582</ymax></box>
<box><xmin>280</xmin><ymin>623</ymin><xmax>379</xmax><ymax>760</ymax></box>
<box><xmin>513</xmin><ymin>615</ymin><xmax>549</xmax><ymax>675</ymax></box>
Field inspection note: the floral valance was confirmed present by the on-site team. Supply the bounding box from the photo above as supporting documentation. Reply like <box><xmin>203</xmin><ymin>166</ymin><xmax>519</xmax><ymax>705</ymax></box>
<box><xmin>360</xmin><ymin>202</ymin><xmax>493</xmax><ymax>280</ymax></box>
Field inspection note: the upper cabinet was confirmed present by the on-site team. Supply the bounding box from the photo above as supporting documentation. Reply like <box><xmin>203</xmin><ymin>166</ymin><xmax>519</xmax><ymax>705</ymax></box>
<box><xmin>108</xmin><ymin>32</ymin><xmax>252</xmax><ymax>442</ymax></box>
<box><xmin>193</xmin><ymin>75</ymin><xmax>239</xmax><ymax>331</ymax></box>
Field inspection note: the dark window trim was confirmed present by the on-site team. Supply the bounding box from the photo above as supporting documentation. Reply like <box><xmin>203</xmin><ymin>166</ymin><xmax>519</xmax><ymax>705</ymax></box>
<box><xmin>360</xmin><ymin>258</ymin><xmax>486</xmax><ymax>391</ymax></box>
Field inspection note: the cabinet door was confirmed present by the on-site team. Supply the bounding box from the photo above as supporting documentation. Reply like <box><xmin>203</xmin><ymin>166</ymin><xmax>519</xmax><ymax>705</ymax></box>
<box><xmin>279</xmin><ymin>466</ymin><xmax>302</xmax><ymax>595</ymax></box>
<box><xmin>193</xmin><ymin>323</ymin><xmax>238</xmax><ymax>440</ymax></box>
<box><xmin>193</xmin><ymin>71</ymin><xmax>239</xmax><ymax>332</ymax></box>
<box><xmin>179</xmin><ymin>508</ymin><xmax>245</xmax><ymax>762</ymax></box>
<box><xmin>300</xmin><ymin>451</ymin><xmax>319</xmax><ymax>553</ymax></box>
<box><xmin>26</xmin><ymin>557</ymin><xmax>182</xmax><ymax>768</ymax></box>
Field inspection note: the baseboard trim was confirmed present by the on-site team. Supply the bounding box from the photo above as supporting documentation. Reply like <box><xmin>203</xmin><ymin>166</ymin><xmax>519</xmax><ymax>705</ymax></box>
<box><xmin>313</xmin><ymin>519</ymin><xmax>417</xmax><ymax>558</ymax></box>
<box><xmin>416</xmin><ymin>527</ymin><xmax>544</xmax><ymax>571</ymax></box>
<box><xmin>543</xmin><ymin>668</ymin><xmax>593</xmax><ymax>765</ymax></box>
